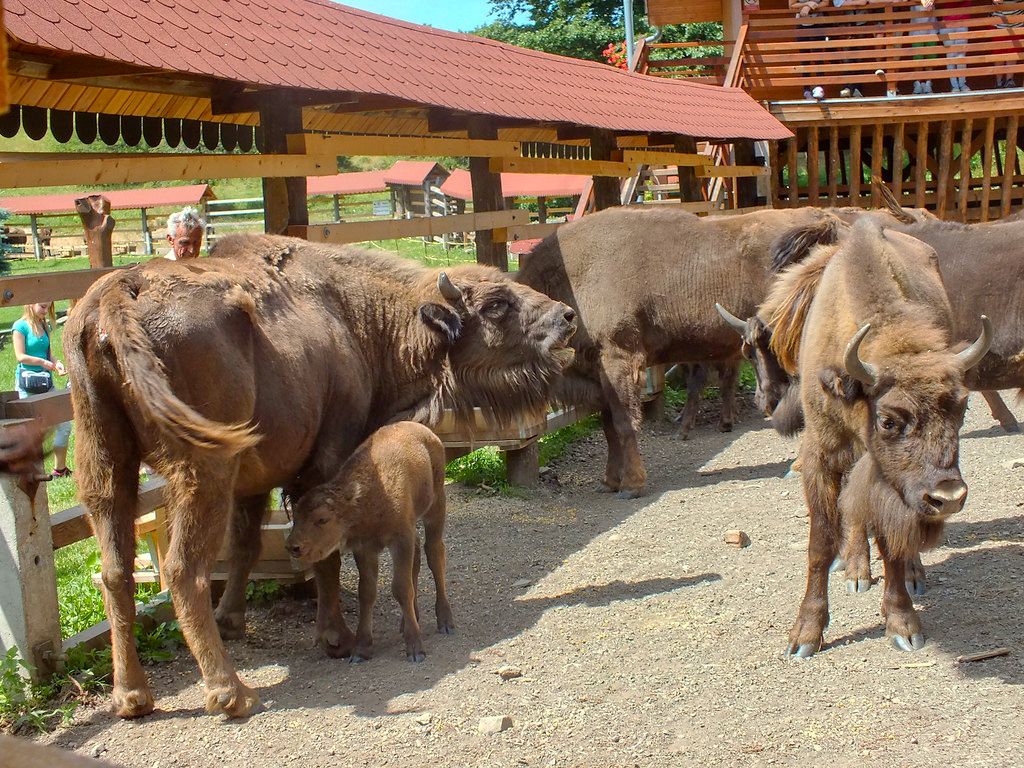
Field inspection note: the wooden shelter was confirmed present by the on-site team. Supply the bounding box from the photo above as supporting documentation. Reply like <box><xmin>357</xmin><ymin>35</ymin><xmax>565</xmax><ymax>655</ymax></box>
<box><xmin>382</xmin><ymin>161</ymin><xmax>450</xmax><ymax>219</ymax></box>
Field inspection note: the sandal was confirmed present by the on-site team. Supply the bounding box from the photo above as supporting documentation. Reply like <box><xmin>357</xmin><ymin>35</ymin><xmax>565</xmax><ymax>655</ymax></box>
<box><xmin>50</xmin><ymin>467</ymin><xmax>73</xmax><ymax>479</ymax></box>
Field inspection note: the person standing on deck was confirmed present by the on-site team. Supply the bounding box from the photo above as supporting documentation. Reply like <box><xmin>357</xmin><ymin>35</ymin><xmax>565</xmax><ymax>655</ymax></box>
<box><xmin>164</xmin><ymin>206</ymin><xmax>205</xmax><ymax>260</ymax></box>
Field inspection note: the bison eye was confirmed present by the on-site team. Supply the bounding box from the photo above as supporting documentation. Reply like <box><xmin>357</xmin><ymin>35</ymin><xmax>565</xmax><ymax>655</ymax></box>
<box><xmin>877</xmin><ymin>414</ymin><xmax>902</xmax><ymax>434</ymax></box>
<box><xmin>482</xmin><ymin>299</ymin><xmax>509</xmax><ymax>318</ymax></box>
<box><xmin>315</xmin><ymin>516</ymin><xmax>329</xmax><ymax>526</ymax></box>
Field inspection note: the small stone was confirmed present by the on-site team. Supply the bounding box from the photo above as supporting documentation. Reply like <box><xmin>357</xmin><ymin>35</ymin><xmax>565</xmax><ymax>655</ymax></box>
<box><xmin>780</xmin><ymin>490</ymin><xmax>791</xmax><ymax>498</ymax></box>
<box><xmin>512</xmin><ymin>578</ymin><xmax>532</xmax><ymax>588</ymax></box>
<box><xmin>90</xmin><ymin>744</ymin><xmax>106</xmax><ymax>759</ymax></box>
<box><xmin>496</xmin><ymin>665</ymin><xmax>523</xmax><ymax>680</ymax></box>
<box><xmin>723</xmin><ymin>530</ymin><xmax>751</xmax><ymax>548</ymax></box>
<box><xmin>416</xmin><ymin>712</ymin><xmax>433</xmax><ymax>725</ymax></box>
<box><xmin>479</xmin><ymin>715</ymin><xmax>513</xmax><ymax>734</ymax></box>
<box><xmin>539</xmin><ymin>466</ymin><xmax>553</xmax><ymax>477</ymax></box>
<box><xmin>1003</xmin><ymin>458</ymin><xmax>1024</xmax><ymax>470</ymax></box>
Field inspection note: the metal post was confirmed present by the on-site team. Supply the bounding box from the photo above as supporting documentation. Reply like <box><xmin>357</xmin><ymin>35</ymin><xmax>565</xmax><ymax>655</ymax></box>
<box><xmin>140</xmin><ymin>207</ymin><xmax>153</xmax><ymax>256</ymax></box>
<box><xmin>623</xmin><ymin>0</ymin><xmax>636</xmax><ymax>69</ymax></box>
<box><xmin>0</xmin><ymin>420</ymin><xmax>62</xmax><ymax>682</ymax></box>
<box><xmin>29</xmin><ymin>215</ymin><xmax>42</xmax><ymax>260</ymax></box>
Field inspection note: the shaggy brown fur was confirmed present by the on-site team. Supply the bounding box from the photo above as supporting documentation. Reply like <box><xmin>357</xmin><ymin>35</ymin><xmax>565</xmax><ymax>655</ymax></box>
<box><xmin>65</xmin><ymin>234</ymin><xmax>575</xmax><ymax>720</ymax></box>
<box><xmin>286</xmin><ymin>421</ymin><xmax>452</xmax><ymax>664</ymax></box>
<box><xmin>780</xmin><ymin>218</ymin><xmax>987</xmax><ymax>658</ymax></box>
<box><xmin>518</xmin><ymin>205</ymin><xmax>837</xmax><ymax>497</ymax></box>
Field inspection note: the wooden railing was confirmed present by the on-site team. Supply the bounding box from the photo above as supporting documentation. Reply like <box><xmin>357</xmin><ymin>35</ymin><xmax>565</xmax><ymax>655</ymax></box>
<box><xmin>738</xmin><ymin>2</ymin><xmax>1024</xmax><ymax>101</ymax></box>
<box><xmin>638</xmin><ymin>40</ymin><xmax>732</xmax><ymax>84</ymax></box>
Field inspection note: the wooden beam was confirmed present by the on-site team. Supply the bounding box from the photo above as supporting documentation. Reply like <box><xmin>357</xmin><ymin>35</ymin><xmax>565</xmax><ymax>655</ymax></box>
<box><xmin>212</xmin><ymin>87</ymin><xmax>358</xmax><ymax>116</ymax></box>
<box><xmin>980</xmin><ymin>116</ymin><xmax>996</xmax><ymax>223</ymax></box>
<box><xmin>0</xmin><ymin>266</ymin><xmax>125</xmax><ymax>307</ymax></box>
<box><xmin>507</xmin><ymin>222</ymin><xmax>562</xmax><ymax>241</ymax></box>
<box><xmin>0</xmin><ymin>153</ymin><xmax>334</xmax><ymax>189</ymax></box>
<box><xmin>76</xmin><ymin>194</ymin><xmax>114</xmax><ymax>268</ymax></box>
<box><xmin>291</xmin><ymin>210</ymin><xmax>526</xmax><ymax>246</ymax></box>
<box><xmin>50</xmin><ymin>477</ymin><xmax>167</xmax><ymax>551</ymax></box>
<box><xmin>827</xmin><ymin>127</ymin><xmax>840</xmax><ymax>206</ymax></box>
<box><xmin>696</xmin><ymin>164</ymin><xmax>770</xmax><ymax>178</ymax></box>
<box><xmin>808</xmin><ymin>126</ymin><xmax>820</xmax><ymax>206</ymax></box>
<box><xmin>674</xmin><ymin>136</ymin><xmax>704</xmax><ymax>203</ymax></box>
<box><xmin>621</xmin><ymin>148</ymin><xmax>706</xmax><ymax>167</ymax></box>
<box><xmin>787</xmin><ymin>134</ymin><xmax>799</xmax><ymax>207</ymax></box>
<box><xmin>491</xmin><ymin>156</ymin><xmax>637</xmax><ymax>178</ymax></box>
<box><xmin>915</xmin><ymin>121</ymin><xmax>929</xmax><ymax>209</ymax></box>
<box><xmin>1001</xmin><ymin>115</ymin><xmax>1019</xmax><ymax>218</ymax></box>
<box><xmin>849</xmin><ymin>124</ymin><xmax>862</xmax><ymax>207</ymax></box>
<box><xmin>4</xmin><ymin>390</ymin><xmax>72</xmax><ymax>430</ymax></box>
<box><xmin>937</xmin><ymin>120</ymin><xmax>953</xmax><ymax>219</ymax></box>
<box><xmin>959</xmin><ymin>118</ymin><xmax>974</xmax><ymax>222</ymax></box>
<box><xmin>870</xmin><ymin>123</ymin><xmax>885</xmax><ymax>208</ymax></box>
<box><xmin>287</xmin><ymin>132</ymin><xmax>521</xmax><ymax>158</ymax></box>
<box><xmin>892</xmin><ymin>122</ymin><xmax>905</xmax><ymax>202</ymax></box>
<box><xmin>259</xmin><ymin>98</ymin><xmax>309</xmax><ymax>235</ymax></box>
<box><xmin>590</xmin><ymin>130</ymin><xmax>620</xmax><ymax>211</ymax></box>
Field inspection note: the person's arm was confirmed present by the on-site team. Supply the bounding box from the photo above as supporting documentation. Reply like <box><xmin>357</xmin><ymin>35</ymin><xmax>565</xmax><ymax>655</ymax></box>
<box><xmin>790</xmin><ymin>0</ymin><xmax>822</xmax><ymax>16</ymax></box>
<box><xmin>12</xmin><ymin>329</ymin><xmax>55</xmax><ymax>371</ymax></box>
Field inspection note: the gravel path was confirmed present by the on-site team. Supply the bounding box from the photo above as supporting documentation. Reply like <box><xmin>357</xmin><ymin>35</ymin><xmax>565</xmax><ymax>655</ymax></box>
<box><xmin>40</xmin><ymin>392</ymin><xmax>1024</xmax><ymax>767</ymax></box>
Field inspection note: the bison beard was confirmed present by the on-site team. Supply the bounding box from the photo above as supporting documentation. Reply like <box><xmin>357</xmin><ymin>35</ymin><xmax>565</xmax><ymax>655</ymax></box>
<box><xmin>66</xmin><ymin>234</ymin><xmax>574</xmax><ymax>720</ymax></box>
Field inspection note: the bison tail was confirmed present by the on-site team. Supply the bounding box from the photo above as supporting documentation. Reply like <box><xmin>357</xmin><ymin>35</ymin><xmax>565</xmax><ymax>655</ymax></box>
<box><xmin>98</xmin><ymin>273</ymin><xmax>259</xmax><ymax>455</ymax></box>
<box><xmin>769</xmin><ymin>214</ymin><xmax>843</xmax><ymax>274</ymax></box>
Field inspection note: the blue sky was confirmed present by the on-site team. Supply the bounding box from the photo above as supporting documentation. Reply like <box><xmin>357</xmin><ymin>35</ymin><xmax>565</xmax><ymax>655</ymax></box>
<box><xmin>337</xmin><ymin>1</ymin><xmax>507</xmax><ymax>32</ymax></box>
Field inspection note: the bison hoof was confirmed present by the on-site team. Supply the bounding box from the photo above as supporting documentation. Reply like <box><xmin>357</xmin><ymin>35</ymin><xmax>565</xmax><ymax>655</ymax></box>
<box><xmin>111</xmin><ymin>685</ymin><xmax>156</xmax><ymax>719</ymax></box>
<box><xmin>205</xmin><ymin>680</ymin><xmax>260</xmax><ymax>718</ymax></box>
<box><xmin>829</xmin><ymin>557</ymin><xmax>846</xmax><ymax>573</ymax></box>
<box><xmin>437</xmin><ymin>621</ymin><xmax>455</xmax><ymax>635</ymax></box>
<box><xmin>215</xmin><ymin>611</ymin><xmax>246</xmax><ymax>641</ymax></box>
<box><xmin>719</xmin><ymin>422</ymin><xmax>734</xmax><ymax>433</ymax></box>
<box><xmin>785</xmin><ymin>641</ymin><xmax>821</xmax><ymax>660</ymax></box>
<box><xmin>616</xmin><ymin>488</ymin><xmax>643</xmax><ymax>500</ymax></box>
<box><xmin>905</xmin><ymin>578</ymin><xmax>927</xmax><ymax>597</ymax></box>
<box><xmin>318</xmin><ymin>630</ymin><xmax>356</xmax><ymax>659</ymax></box>
<box><xmin>846</xmin><ymin>578</ymin><xmax>872</xmax><ymax>594</ymax></box>
<box><xmin>1001</xmin><ymin>420</ymin><xmax>1021</xmax><ymax>434</ymax></box>
<box><xmin>407</xmin><ymin>651</ymin><xmax>427</xmax><ymax>663</ymax></box>
<box><xmin>891</xmin><ymin>633</ymin><xmax>926</xmax><ymax>652</ymax></box>
<box><xmin>349</xmin><ymin>653</ymin><xmax>371</xmax><ymax>665</ymax></box>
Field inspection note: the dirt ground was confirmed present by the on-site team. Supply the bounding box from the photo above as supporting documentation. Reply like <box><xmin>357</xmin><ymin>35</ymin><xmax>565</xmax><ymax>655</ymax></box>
<box><xmin>37</xmin><ymin>391</ymin><xmax>1024</xmax><ymax>768</ymax></box>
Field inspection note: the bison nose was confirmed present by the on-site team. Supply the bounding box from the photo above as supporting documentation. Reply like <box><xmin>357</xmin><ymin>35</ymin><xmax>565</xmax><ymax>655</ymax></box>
<box><xmin>287</xmin><ymin>542</ymin><xmax>304</xmax><ymax>558</ymax></box>
<box><xmin>563</xmin><ymin>306</ymin><xmax>576</xmax><ymax>324</ymax></box>
<box><xmin>923</xmin><ymin>479</ymin><xmax>968</xmax><ymax>517</ymax></box>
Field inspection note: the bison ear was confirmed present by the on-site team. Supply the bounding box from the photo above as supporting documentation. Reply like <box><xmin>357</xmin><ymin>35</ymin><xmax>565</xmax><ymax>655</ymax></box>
<box><xmin>418</xmin><ymin>303</ymin><xmax>463</xmax><ymax>345</ymax></box>
<box><xmin>818</xmin><ymin>366</ymin><xmax>865</xmax><ymax>404</ymax></box>
<box><xmin>342</xmin><ymin>480</ymin><xmax>362</xmax><ymax>504</ymax></box>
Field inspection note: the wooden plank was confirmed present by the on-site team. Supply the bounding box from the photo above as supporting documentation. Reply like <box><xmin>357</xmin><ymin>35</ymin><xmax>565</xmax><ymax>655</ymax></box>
<box><xmin>0</xmin><ymin>153</ymin><xmax>336</xmax><ymax>189</ymax></box>
<box><xmin>767</xmin><ymin>140</ymin><xmax>781</xmax><ymax>209</ymax></box>
<box><xmin>870</xmin><ymin>123</ymin><xmax>885</xmax><ymax>208</ymax></box>
<box><xmin>849</xmin><ymin>124</ymin><xmax>862</xmax><ymax>207</ymax></box>
<box><xmin>980</xmin><ymin>117</ymin><xmax>996</xmax><ymax>223</ymax></box>
<box><xmin>4</xmin><ymin>389</ymin><xmax>72</xmax><ymax>430</ymax></box>
<box><xmin>697</xmin><ymin>164</ymin><xmax>770</xmax><ymax>178</ymax></box>
<box><xmin>491</xmin><ymin>156</ymin><xmax>637</xmax><ymax>178</ymax></box>
<box><xmin>915</xmin><ymin>121</ymin><xmax>929</xmax><ymax>209</ymax></box>
<box><xmin>286</xmin><ymin>132</ymin><xmax>521</xmax><ymax>158</ymax></box>
<box><xmin>787</xmin><ymin>134</ymin><xmax>799</xmax><ymax>207</ymax></box>
<box><xmin>1002</xmin><ymin>114</ymin><xmax>1019</xmax><ymax>218</ymax></box>
<box><xmin>807</xmin><ymin>127</ymin><xmax>820</xmax><ymax>206</ymax></box>
<box><xmin>0</xmin><ymin>266</ymin><xmax>125</xmax><ymax>307</ymax></box>
<box><xmin>937</xmin><ymin>120</ymin><xmax>954</xmax><ymax>219</ymax></box>
<box><xmin>828</xmin><ymin>125</ymin><xmax>840</xmax><ymax>206</ymax></box>
<box><xmin>50</xmin><ymin>477</ymin><xmax>167</xmax><ymax>550</ymax></box>
<box><xmin>507</xmin><ymin>223</ymin><xmax>562</xmax><ymax>241</ymax></box>
<box><xmin>292</xmin><ymin>210</ymin><xmax>526</xmax><ymax>245</ymax></box>
<box><xmin>621</xmin><ymin>149</ymin><xmax>707</xmax><ymax>167</ymax></box>
<box><xmin>892</xmin><ymin>122</ymin><xmax>905</xmax><ymax>202</ymax></box>
<box><xmin>959</xmin><ymin>118</ymin><xmax>974</xmax><ymax>221</ymax></box>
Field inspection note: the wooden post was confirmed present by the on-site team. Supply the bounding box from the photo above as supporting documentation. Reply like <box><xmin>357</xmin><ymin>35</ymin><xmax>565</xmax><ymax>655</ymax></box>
<box><xmin>259</xmin><ymin>98</ymin><xmax>308</xmax><ymax>235</ymax></box>
<box><xmin>590</xmin><ymin>130</ymin><xmax>620</xmax><ymax>211</ymax></box>
<box><xmin>537</xmin><ymin>196</ymin><xmax>547</xmax><ymax>224</ymax></box>
<box><xmin>140</xmin><ymin>207</ymin><xmax>153</xmax><ymax>256</ymax></box>
<box><xmin>389</xmin><ymin>188</ymin><xmax>398</xmax><ymax>218</ymax></box>
<box><xmin>75</xmin><ymin>194</ymin><xmax>114</xmax><ymax>268</ymax></box>
<box><xmin>504</xmin><ymin>441</ymin><xmax>540</xmax><ymax>489</ymax></box>
<box><xmin>674</xmin><ymin>135</ymin><xmax>704</xmax><ymax>203</ymax></box>
<box><xmin>332</xmin><ymin>194</ymin><xmax>341</xmax><ymax>223</ymax></box>
<box><xmin>735</xmin><ymin>139</ymin><xmax>760</xmax><ymax>208</ymax></box>
<box><xmin>468</xmin><ymin>116</ymin><xmax>508</xmax><ymax>270</ymax></box>
<box><xmin>0</xmin><ymin>421</ymin><xmax>62</xmax><ymax>682</ymax></box>
<box><xmin>28</xmin><ymin>216</ymin><xmax>42</xmax><ymax>261</ymax></box>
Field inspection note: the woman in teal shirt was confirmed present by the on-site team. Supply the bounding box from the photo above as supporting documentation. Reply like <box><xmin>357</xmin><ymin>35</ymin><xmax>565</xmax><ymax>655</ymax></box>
<box><xmin>12</xmin><ymin>301</ymin><xmax>72</xmax><ymax>478</ymax></box>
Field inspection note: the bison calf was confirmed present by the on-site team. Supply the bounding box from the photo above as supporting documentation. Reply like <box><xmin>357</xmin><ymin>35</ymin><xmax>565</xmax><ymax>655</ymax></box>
<box><xmin>286</xmin><ymin>421</ymin><xmax>454</xmax><ymax>663</ymax></box>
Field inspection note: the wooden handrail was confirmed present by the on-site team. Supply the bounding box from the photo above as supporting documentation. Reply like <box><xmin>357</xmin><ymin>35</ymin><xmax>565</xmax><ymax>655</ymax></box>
<box><xmin>725</xmin><ymin>23</ymin><xmax>749</xmax><ymax>89</ymax></box>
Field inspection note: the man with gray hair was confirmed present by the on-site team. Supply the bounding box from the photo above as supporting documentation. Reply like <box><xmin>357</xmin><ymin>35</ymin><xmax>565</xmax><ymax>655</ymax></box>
<box><xmin>164</xmin><ymin>206</ymin><xmax>205</xmax><ymax>260</ymax></box>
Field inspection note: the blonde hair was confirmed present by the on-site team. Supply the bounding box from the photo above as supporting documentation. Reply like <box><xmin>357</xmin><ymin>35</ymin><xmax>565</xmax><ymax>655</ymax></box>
<box><xmin>20</xmin><ymin>303</ymin><xmax>56</xmax><ymax>339</ymax></box>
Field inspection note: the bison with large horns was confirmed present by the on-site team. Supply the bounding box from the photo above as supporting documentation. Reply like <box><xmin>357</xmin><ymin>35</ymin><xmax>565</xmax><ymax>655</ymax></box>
<box><xmin>517</xmin><ymin>205</ymin><xmax>835</xmax><ymax>498</ymax></box>
<box><xmin>757</xmin><ymin>218</ymin><xmax>991</xmax><ymax>658</ymax></box>
<box><xmin>65</xmin><ymin>234</ymin><xmax>576</xmax><ymax>719</ymax></box>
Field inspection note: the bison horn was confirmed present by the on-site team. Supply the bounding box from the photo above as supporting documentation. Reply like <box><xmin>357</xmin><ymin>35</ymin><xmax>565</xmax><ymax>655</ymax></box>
<box><xmin>715</xmin><ymin>303</ymin><xmax>748</xmax><ymax>335</ymax></box>
<box><xmin>955</xmin><ymin>315</ymin><xmax>993</xmax><ymax>371</ymax></box>
<box><xmin>843</xmin><ymin>323</ymin><xmax>878</xmax><ymax>386</ymax></box>
<box><xmin>437</xmin><ymin>272</ymin><xmax>464</xmax><ymax>306</ymax></box>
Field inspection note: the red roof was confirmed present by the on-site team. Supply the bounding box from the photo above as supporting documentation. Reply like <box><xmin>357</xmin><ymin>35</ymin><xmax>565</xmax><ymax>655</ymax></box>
<box><xmin>440</xmin><ymin>170</ymin><xmax>589</xmax><ymax>201</ymax></box>
<box><xmin>3</xmin><ymin>1</ymin><xmax>791</xmax><ymax>141</ymax></box>
<box><xmin>0</xmin><ymin>184</ymin><xmax>214</xmax><ymax>216</ymax></box>
<box><xmin>382</xmin><ymin>161</ymin><xmax>449</xmax><ymax>187</ymax></box>
<box><xmin>306</xmin><ymin>171</ymin><xmax>386</xmax><ymax>196</ymax></box>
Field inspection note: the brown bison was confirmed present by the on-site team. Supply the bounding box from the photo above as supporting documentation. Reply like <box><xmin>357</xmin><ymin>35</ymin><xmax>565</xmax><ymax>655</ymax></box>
<box><xmin>517</xmin><ymin>205</ymin><xmax>835</xmax><ymax>498</ymax></box>
<box><xmin>65</xmin><ymin>234</ymin><xmax>576</xmax><ymax>719</ymax></box>
<box><xmin>286</xmin><ymin>421</ymin><xmax>452</xmax><ymax>664</ymax></box>
<box><xmin>761</xmin><ymin>218</ymin><xmax>991</xmax><ymax>658</ymax></box>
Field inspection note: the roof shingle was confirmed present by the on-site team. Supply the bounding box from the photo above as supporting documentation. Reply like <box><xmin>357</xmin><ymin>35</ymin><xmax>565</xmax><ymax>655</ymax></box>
<box><xmin>4</xmin><ymin>1</ymin><xmax>791</xmax><ymax>140</ymax></box>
